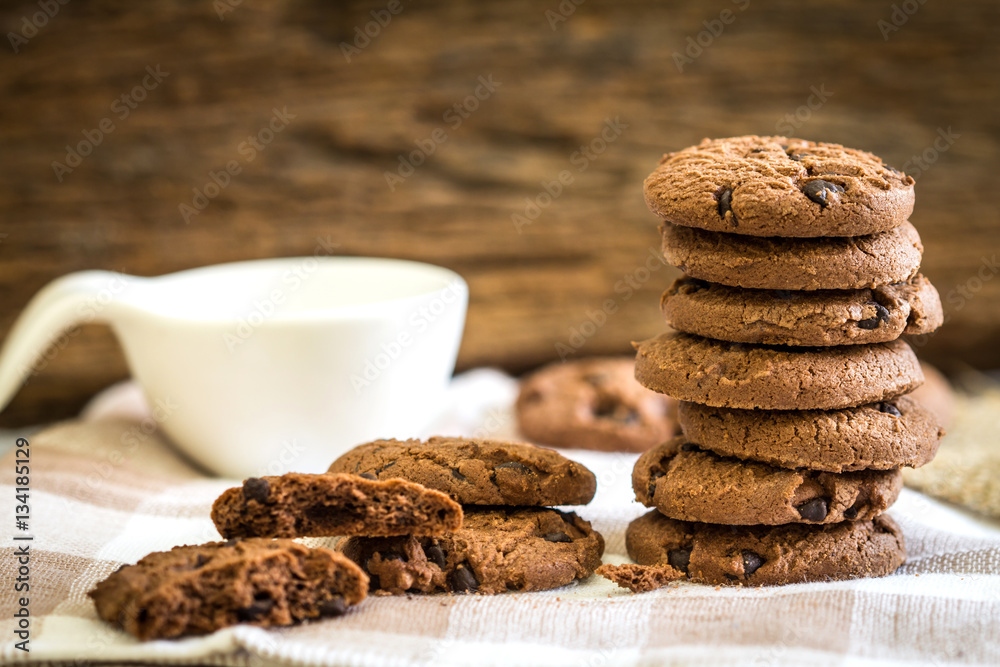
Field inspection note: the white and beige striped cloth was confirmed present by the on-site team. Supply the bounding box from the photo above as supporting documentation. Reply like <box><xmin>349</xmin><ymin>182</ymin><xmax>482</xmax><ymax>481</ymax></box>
<box><xmin>1</xmin><ymin>370</ymin><xmax>999</xmax><ymax>666</ymax></box>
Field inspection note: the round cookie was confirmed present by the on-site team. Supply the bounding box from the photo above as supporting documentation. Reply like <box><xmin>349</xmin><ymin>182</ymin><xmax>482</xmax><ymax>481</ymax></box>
<box><xmin>623</xmin><ymin>510</ymin><xmax>906</xmax><ymax>587</ymax></box>
<box><xmin>339</xmin><ymin>507</ymin><xmax>604</xmax><ymax>595</ymax></box>
<box><xmin>643</xmin><ymin>135</ymin><xmax>915</xmax><ymax>238</ymax></box>
<box><xmin>660</xmin><ymin>220</ymin><xmax>923</xmax><ymax>291</ymax></box>
<box><xmin>678</xmin><ymin>395</ymin><xmax>943</xmax><ymax>472</ymax></box>
<box><xmin>88</xmin><ymin>539</ymin><xmax>368</xmax><ymax>640</ymax></box>
<box><xmin>633</xmin><ymin>439</ymin><xmax>902</xmax><ymax>525</ymax></box>
<box><xmin>516</xmin><ymin>357</ymin><xmax>677</xmax><ymax>453</ymax></box>
<box><xmin>634</xmin><ymin>331</ymin><xmax>924</xmax><ymax>410</ymax></box>
<box><xmin>328</xmin><ymin>436</ymin><xmax>597</xmax><ymax>506</ymax></box>
<box><xmin>661</xmin><ymin>273</ymin><xmax>942</xmax><ymax>347</ymax></box>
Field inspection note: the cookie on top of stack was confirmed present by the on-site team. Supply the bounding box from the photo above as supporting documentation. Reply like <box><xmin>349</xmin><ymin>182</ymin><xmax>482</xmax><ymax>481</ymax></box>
<box><xmin>600</xmin><ymin>135</ymin><xmax>945</xmax><ymax>591</ymax></box>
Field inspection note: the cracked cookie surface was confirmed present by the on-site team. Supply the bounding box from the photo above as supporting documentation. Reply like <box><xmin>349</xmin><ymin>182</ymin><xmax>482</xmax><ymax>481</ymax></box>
<box><xmin>634</xmin><ymin>331</ymin><xmax>923</xmax><ymax>410</ymax></box>
<box><xmin>633</xmin><ymin>438</ymin><xmax>902</xmax><ymax>525</ymax></box>
<box><xmin>644</xmin><ymin>135</ymin><xmax>914</xmax><ymax>238</ymax></box>
<box><xmin>89</xmin><ymin>538</ymin><xmax>368</xmax><ymax>640</ymax></box>
<box><xmin>212</xmin><ymin>473</ymin><xmax>463</xmax><ymax>539</ymax></box>
<box><xmin>661</xmin><ymin>273</ymin><xmax>942</xmax><ymax>346</ymax></box>
<box><xmin>328</xmin><ymin>436</ymin><xmax>597</xmax><ymax>506</ymax></box>
<box><xmin>660</xmin><ymin>220</ymin><xmax>923</xmax><ymax>291</ymax></box>
<box><xmin>339</xmin><ymin>507</ymin><xmax>604</xmax><ymax>595</ymax></box>
<box><xmin>623</xmin><ymin>510</ymin><xmax>905</xmax><ymax>587</ymax></box>
<box><xmin>517</xmin><ymin>356</ymin><xmax>677</xmax><ymax>452</ymax></box>
<box><xmin>678</xmin><ymin>395</ymin><xmax>943</xmax><ymax>472</ymax></box>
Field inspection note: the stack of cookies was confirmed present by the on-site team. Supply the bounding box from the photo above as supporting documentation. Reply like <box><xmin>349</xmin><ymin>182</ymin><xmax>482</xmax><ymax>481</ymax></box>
<box><xmin>601</xmin><ymin>136</ymin><xmax>945</xmax><ymax>591</ymax></box>
<box><xmin>90</xmin><ymin>437</ymin><xmax>604</xmax><ymax>640</ymax></box>
<box><xmin>328</xmin><ymin>436</ymin><xmax>605</xmax><ymax>594</ymax></box>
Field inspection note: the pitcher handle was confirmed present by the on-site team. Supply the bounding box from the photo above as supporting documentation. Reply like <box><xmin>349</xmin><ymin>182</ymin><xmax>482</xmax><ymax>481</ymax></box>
<box><xmin>0</xmin><ymin>270</ymin><xmax>133</xmax><ymax>414</ymax></box>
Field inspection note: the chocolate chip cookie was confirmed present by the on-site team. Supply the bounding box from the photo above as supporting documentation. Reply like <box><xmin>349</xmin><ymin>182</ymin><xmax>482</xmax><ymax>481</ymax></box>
<box><xmin>328</xmin><ymin>437</ymin><xmax>597</xmax><ymax>506</ymax></box>
<box><xmin>661</xmin><ymin>273</ymin><xmax>942</xmax><ymax>347</ymax></box>
<box><xmin>660</xmin><ymin>221</ymin><xmax>923</xmax><ymax>291</ymax></box>
<box><xmin>634</xmin><ymin>331</ymin><xmax>923</xmax><ymax>410</ymax></box>
<box><xmin>516</xmin><ymin>357</ymin><xmax>677</xmax><ymax>453</ymax></box>
<box><xmin>643</xmin><ymin>136</ymin><xmax>915</xmax><ymax>238</ymax></box>
<box><xmin>618</xmin><ymin>510</ymin><xmax>905</xmax><ymax>587</ymax></box>
<box><xmin>633</xmin><ymin>439</ymin><xmax>902</xmax><ymax>525</ymax></box>
<box><xmin>212</xmin><ymin>473</ymin><xmax>463</xmax><ymax>539</ymax></box>
<box><xmin>89</xmin><ymin>539</ymin><xmax>368</xmax><ymax>640</ymax></box>
<box><xmin>678</xmin><ymin>395</ymin><xmax>943</xmax><ymax>472</ymax></box>
<box><xmin>339</xmin><ymin>507</ymin><xmax>604</xmax><ymax>595</ymax></box>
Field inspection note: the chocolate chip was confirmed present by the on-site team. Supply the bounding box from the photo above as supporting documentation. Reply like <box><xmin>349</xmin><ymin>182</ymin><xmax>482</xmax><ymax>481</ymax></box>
<box><xmin>425</xmin><ymin>544</ymin><xmax>447</xmax><ymax>569</ymax></box>
<box><xmin>243</xmin><ymin>477</ymin><xmax>270</xmax><ymax>503</ymax></box>
<box><xmin>747</xmin><ymin>148</ymin><xmax>767</xmax><ymax>154</ymax></box>
<box><xmin>678</xmin><ymin>277</ymin><xmax>710</xmax><ymax>294</ymax></box>
<box><xmin>543</xmin><ymin>531</ymin><xmax>572</xmax><ymax>543</ymax></box>
<box><xmin>788</xmin><ymin>151</ymin><xmax>813</xmax><ymax>161</ymax></box>
<box><xmin>679</xmin><ymin>442</ymin><xmax>700</xmax><ymax>452</ymax></box>
<box><xmin>451</xmin><ymin>564</ymin><xmax>478</xmax><ymax>592</ymax></box>
<box><xmin>647</xmin><ymin>470</ymin><xmax>664</xmax><ymax>499</ymax></box>
<box><xmin>717</xmin><ymin>188</ymin><xmax>734</xmax><ymax>222</ymax></box>
<box><xmin>844</xmin><ymin>499</ymin><xmax>864</xmax><ymax>520</ymax></box>
<box><xmin>742</xmin><ymin>551</ymin><xmax>765</xmax><ymax>576</ymax></box>
<box><xmin>383</xmin><ymin>551</ymin><xmax>405</xmax><ymax>562</ymax></box>
<box><xmin>359</xmin><ymin>472</ymin><xmax>377</xmax><ymax>480</ymax></box>
<box><xmin>450</xmin><ymin>467</ymin><xmax>467</xmax><ymax>482</ymax></box>
<box><xmin>667</xmin><ymin>547</ymin><xmax>691</xmax><ymax>573</ymax></box>
<box><xmin>594</xmin><ymin>399</ymin><xmax>640</xmax><ymax>425</ymax></box>
<box><xmin>796</xmin><ymin>497</ymin><xmax>829</xmax><ymax>522</ymax></box>
<box><xmin>857</xmin><ymin>302</ymin><xmax>891</xmax><ymax>330</ymax></box>
<box><xmin>802</xmin><ymin>179</ymin><xmax>845</xmax><ymax>207</ymax></box>
<box><xmin>878</xmin><ymin>402</ymin><xmax>902</xmax><ymax>417</ymax></box>
<box><xmin>224</xmin><ymin>539</ymin><xmax>240</xmax><ymax>547</ymax></box>
<box><xmin>496</xmin><ymin>461</ymin><xmax>533</xmax><ymax>475</ymax></box>
<box><xmin>318</xmin><ymin>596</ymin><xmax>347</xmax><ymax>617</ymax></box>
<box><xmin>236</xmin><ymin>595</ymin><xmax>274</xmax><ymax>621</ymax></box>
<box><xmin>194</xmin><ymin>554</ymin><xmax>209</xmax><ymax>568</ymax></box>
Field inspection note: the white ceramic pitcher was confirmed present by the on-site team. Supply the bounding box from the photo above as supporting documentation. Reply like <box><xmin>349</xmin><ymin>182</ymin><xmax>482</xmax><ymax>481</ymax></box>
<box><xmin>0</xmin><ymin>257</ymin><xmax>467</xmax><ymax>478</ymax></box>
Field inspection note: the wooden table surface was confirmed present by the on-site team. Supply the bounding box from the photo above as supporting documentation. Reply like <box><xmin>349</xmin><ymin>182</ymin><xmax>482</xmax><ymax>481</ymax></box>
<box><xmin>1</xmin><ymin>0</ymin><xmax>998</xmax><ymax>425</ymax></box>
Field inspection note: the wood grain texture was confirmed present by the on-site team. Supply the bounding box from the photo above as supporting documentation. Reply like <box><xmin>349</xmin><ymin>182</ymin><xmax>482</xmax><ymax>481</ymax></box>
<box><xmin>0</xmin><ymin>0</ymin><xmax>998</xmax><ymax>425</ymax></box>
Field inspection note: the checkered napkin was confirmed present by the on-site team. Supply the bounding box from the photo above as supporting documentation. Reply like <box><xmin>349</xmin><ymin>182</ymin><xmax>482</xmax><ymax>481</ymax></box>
<box><xmin>2</xmin><ymin>370</ymin><xmax>1000</xmax><ymax>666</ymax></box>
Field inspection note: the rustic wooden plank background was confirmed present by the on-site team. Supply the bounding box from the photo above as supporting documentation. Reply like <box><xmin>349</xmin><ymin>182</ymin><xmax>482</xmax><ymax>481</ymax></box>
<box><xmin>0</xmin><ymin>0</ymin><xmax>998</xmax><ymax>426</ymax></box>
